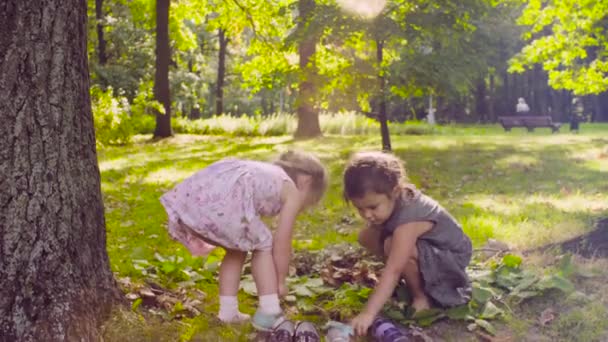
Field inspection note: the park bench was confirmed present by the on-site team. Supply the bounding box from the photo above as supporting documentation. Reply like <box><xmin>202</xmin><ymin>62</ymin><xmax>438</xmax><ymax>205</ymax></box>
<box><xmin>498</xmin><ymin>116</ymin><xmax>562</xmax><ymax>133</ymax></box>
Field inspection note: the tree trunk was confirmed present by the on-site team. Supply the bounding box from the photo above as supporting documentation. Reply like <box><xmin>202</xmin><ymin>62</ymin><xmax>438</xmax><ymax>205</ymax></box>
<box><xmin>216</xmin><ymin>28</ymin><xmax>228</xmax><ymax>116</ymax></box>
<box><xmin>0</xmin><ymin>1</ymin><xmax>120</xmax><ymax>340</ymax></box>
<box><xmin>294</xmin><ymin>0</ymin><xmax>321</xmax><ymax>138</ymax></box>
<box><xmin>598</xmin><ymin>92</ymin><xmax>608</xmax><ymax>122</ymax></box>
<box><xmin>488</xmin><ymin>73</ymin><xmax>496</xmax><ymax>122</ymax></box>
<box><xmin>501</xmin><ymin>70</ymin><xmax>510</xmax><ymax>115</ymax></box>
<box><xmin>474</xmin><ymin>77</ymin><xmax>487</xmax><ymax>122</ymax></box>
<box><xmin>376</xmin><ymin>39</ymin><xmax>391</xmax><ymax>151</ymax></box>
<box><xmin>153</xmin><ymin>0</ymin><xmax>172</xmax><ymax>138</ymax></box>
<box><xmin>95</xmin><ymin>0</ymin><xmax>107</xmax><ymax>65</ymax></box>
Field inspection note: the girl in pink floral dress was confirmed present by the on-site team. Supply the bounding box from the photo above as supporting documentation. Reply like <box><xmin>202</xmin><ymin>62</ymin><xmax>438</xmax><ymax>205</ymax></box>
<box><xmin>160</xmin><ymin>151</ymin><xmax>328</xmax><ymax>331</ymax></box>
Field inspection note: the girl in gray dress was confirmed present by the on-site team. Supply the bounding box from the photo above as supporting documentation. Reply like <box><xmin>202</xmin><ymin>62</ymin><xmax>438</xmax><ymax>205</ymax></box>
<box><xmin>343</xmin><ymin>151</ymin><xmax>472</xmax><ymax>336</ymax></box>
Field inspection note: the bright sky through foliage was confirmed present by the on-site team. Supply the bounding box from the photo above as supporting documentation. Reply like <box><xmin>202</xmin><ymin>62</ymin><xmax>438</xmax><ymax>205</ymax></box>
<box><xmin>336</xmin><ymin>0</ymin><xmax>387</xmax><ymax>19</ymax></box>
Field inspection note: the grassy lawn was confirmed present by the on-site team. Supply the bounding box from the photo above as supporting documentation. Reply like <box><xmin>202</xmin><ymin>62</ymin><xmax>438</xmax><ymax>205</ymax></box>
<box><xmin>99</xmin><ymin>124</ymin><xmax>608</xmax><ymax>341</ymax></box>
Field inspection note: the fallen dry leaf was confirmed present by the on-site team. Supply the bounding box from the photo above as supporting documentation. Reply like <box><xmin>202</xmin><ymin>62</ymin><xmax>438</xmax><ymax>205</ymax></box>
<box><xmin>539</xmin><ymin>308</ymin><xmax>556</xmax><ymax>326</ymax></box>
<box><xmin>125</xmin><ymin>293</ymin><xmax>139</xmax><ymax>301</ymax></box>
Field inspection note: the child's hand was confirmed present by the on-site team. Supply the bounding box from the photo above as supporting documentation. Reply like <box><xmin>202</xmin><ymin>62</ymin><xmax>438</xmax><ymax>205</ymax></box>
<box><xmin>278</xmin><ymin>282</ymin><xmax>288</xmax><ymax>297</ymax></box>
<box><xmin>350</xmin><ymin>312</ymin><xmax>375</xmax><ymax>336</ymax></box>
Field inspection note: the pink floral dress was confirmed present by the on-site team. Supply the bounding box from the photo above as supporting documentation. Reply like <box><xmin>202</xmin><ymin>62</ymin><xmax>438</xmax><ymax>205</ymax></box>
<box><xmin>160</xmin><ymin>159</ymin><xmax>293</xmax><ymax>255</ymax></box>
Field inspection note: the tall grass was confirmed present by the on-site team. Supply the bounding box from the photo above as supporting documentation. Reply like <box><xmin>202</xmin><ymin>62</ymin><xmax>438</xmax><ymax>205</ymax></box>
<box><xmin>170</xmin><ymin>112</ymin><xmax>442</xmax><ymax>137</ymax></box>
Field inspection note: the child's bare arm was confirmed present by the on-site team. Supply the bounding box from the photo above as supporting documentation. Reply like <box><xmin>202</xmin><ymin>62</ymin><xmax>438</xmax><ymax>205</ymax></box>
<box><xmin>361</xmin><ymin>221</ymin><xmax>433</xmax><ymax>317</ymax></box>
<box><xmin>272</xmin><ymin>181</ymin><xmax>303</xmax><ymax>290</ymax></box>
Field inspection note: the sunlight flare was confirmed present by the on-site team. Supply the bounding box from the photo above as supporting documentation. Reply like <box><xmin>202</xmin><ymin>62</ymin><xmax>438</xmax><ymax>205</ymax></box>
<box><xmin>336</xmin><ymin>0</ymin><xmax>386</xmax><ymax>19</ymax></box>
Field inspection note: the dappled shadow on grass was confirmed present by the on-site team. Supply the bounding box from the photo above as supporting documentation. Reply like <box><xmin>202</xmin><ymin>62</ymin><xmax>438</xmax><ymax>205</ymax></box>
<box><xmin>99</xmin><ymin>132</ymin><xmax>608</xmax><ymax>341</ymax></box>
<box><xmin>100</xmin><ymin>133</ymin><xmax>608</xmax><ymax>258</ymax></box>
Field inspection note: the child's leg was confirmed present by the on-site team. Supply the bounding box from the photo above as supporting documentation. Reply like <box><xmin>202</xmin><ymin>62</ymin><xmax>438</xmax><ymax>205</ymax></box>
<box><xmin>218</xmin><ymin>248</ymin><xmax>250</xmax><ymax>322</ymax></box>
<box><xmin>251</xmin><ymin>250</ymin><xmax>281</xmax><ymax>316</ymax></box>
<box><xmin>383</xmin><ymin>238</ymin><xmax>431</xmax><ymax>311</ymax></box>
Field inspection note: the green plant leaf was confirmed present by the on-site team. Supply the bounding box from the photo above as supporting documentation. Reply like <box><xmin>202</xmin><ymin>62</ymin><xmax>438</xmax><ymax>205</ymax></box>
<box><xmin>384</xmin><ymin>308</ymin><xmax>407</xmax><ymax>321</ymax></box>
<box><xmin>481</xmin><ymin>301</ymin><xmax>504</xmax><ymax>319</ymax></box>
<box><xmin>294</xmin><ymin>285</ymin><xmax>314</xmax><ymax>297</ymax></box>
<box><xmin>446</xmin><ymin>304</ymin><xmax>473</xmax><ymax>320</ymax></box>
<box><xmin>558</xmin><ymin>254</ymin><xmax>575</xmax><ymax>278</ymax></box>
<box><xmin>511</xmin><ymin>290</ymin><xmax>540</xmax><ymax>304</ymax></box>
<box><xmin>502</xmin><ymin>254</ymin><xmax>523</xmax><ymax>269</ymax></box>
<box><xmin>131</xmin><ymin>298</ymin><xmax>143</xmax><ymax>311</ymax></box>
<box><xmin>472</xmin><ymin>285</ymin><xmax>494</xmax><ymax>304</ymax></box>
<box><xmin>413</xmin><ymin>308</ymin><xmax>445</xmax><ymax>326</ymax></box>
<box><xmin>161</xmin><ymin>262</ymin><xmax>176</xmax><ymax>274</ymax></box>
<box><xmin>240</xmin><ymin>278</ymin><xmax>257</xmax><ymax>296</ymax></box>
<box><xmin>536</xmin><ymin>274</ymin><xmax>575</xmax><ymax>293</ymax></box>
<box><xmin>510</xmin><ymin>272</ymin><xmax>539</xmax><ymax>295</ymax></box>
<box><xmin>475</xmin><ymin>319</ymin><xmax>496</xmax><ymax>335</ymax></box>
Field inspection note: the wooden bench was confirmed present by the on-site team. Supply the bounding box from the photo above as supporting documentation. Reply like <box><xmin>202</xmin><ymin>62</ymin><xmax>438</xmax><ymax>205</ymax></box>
<box><xmin>498</xmin><ymin>116</ymin><xmax>562</xmax><ymax>133</ymax></box>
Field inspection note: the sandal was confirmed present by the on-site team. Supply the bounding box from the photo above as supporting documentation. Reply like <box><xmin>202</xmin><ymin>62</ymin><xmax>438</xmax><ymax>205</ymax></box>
<box><xmin>269</xmin><ymin>319</ymin><xmax>295</xmax><ymax>342</ymax></box>
<box><xmin>252</xmin><ymin>310</ymin><xmax>286</xmax><ymax>332</ymax></box>
<box><xmin>325</xmin><ymin>321</ymin><xmax>353</xmax><ymax>342</ymax></box>
<box><xmin>369</xmin><ymin>316</ymin><xmax>409</xmax><ymax>342</ymax></box>
<box><xmin>294</xmin><ymin>321</ymin><xmax>321</xmax><ymax>342</ymax></box>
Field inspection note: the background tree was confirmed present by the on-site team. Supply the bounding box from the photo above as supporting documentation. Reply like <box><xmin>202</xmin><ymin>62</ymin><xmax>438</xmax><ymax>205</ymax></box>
<box><xmin>510</xmin><ymin>0</ymin><xmax>608</xmax><ymax>121</ymax></box>
<box><xmin>154</xmin><ymin>0</ymin><xmax>173</xmax><ymax>137</ymax></box>
<box><xmin>0</xmin><ymin>0</ymin><xmax>119</xmax><ymax>339</ymax></box>
<box><xmin>294</xmin><ymin>0</ymin><xmax>322</xmax><ymax>137</ymax></box>
<box><xmin>511</xmin><ymin>0</ymin><xmax>608</xmax><ymax>96</ymax></box>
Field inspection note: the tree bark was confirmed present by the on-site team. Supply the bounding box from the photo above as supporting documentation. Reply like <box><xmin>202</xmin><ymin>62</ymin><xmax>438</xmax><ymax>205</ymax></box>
<box><xmin>95</xmin><ymin>0</ymin><xmax>107</xmax><ymax>65</ymax></box>
<box><xmin>501</xmin><ymin>70</ymin><xmax>510</xmax><ymax>115</ymax></box>
<box><xmin>598</xmin><ymin>92</ymin><xmax>608</xmax><ymax>122</ymax></box>
<box><xmin>376</xmin><ymin>39</ymin><xmax>391</xmax><ymax>151</ymax></box>
<box><xmin>488</xmin><ymin>73</ymin><xmax>496</xmax><ymax>122</ymax></box>
<box><xmin>474</xmin><ymin>77</ymin><xmax>487</xmax><ymax>122</ymax></box>
<box><xmin>215</xmin><ymin>28</ymin><xmax>228</xmax><ymax>116</ymax></box>
<box><xmin>0</xmin><ymin>1</ymin><xmax>120</xmax><ymax>340</ymax></box>
<box><xmin>294</xmin><ymin>0</ymin><xmax>321</xmax><ymax>138</ymax></box>
<box><xmin>153</xmin><ymin>0</ymin><xmax>172</xmax><ymax>138</ymax></box>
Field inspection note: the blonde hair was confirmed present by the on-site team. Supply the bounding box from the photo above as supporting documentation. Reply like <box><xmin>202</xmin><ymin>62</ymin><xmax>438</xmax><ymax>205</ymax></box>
<box><xmin>274</xmin><ymin>150</ymin><xmax>328</xmax><ymax>205</ymax></box>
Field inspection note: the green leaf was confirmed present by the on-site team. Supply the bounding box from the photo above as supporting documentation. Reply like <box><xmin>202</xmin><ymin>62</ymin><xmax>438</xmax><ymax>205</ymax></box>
<box><xmin>502</xmin><ymin>254</ymin><xmax>522</xmax><ymax>269</ymax></box>
<box><xmin>475</xmin><ymin>319</ymin><xmax>496</xmax><ymax>335</ymax></box>
<box><xmin>384</xmin><ymin>308</ymin><xmax>407</xmax><ymax>321</ymax></box>
<box><xmin>154</xmin><ymin>253</ymin><xmax>166</xmax><ymax>263</ymax></box>
<box><xmin>511</xmin><ymin>290</ymin><xmax>540</xmax><ymax>303</ymax></box>
<box><xmin>161</xmin><ymin>262</ymin><xmax>176</xmax><ymax>274</ymax></box>
<box><xmin>558</xmin><ymin>254</ymin><xmax>575</xmax><ymax>278</ymax></box>
<box><xmin>296</xmin><ymin>300</ymin><xmax>316</xmax><ymax>313</ymax></box>
<box><xmin>305</xmin><ymin>278</ymin><xmax>324</xmax><ymax>288</ymax></box>
<box><xmin>413</xmin><ymin>308</ymin><xmax>445</xmax><ymax>326</ymax></box>
<box><xmin>472</xmin><ymin>285</ymin><xmax>494</xmax><ymax>304</ymax></box>
<box><xmin>294</xmin><ymin>285</ymin><xmax>314</xmax><ymax>297</ymax></box>
<box><xmin>131</xmin><ymin>298</ymin><xmax>143</xmax><ymax>311</ymax></box>
<box><xmin>446</xmin><ymin>304</ymin><xmax>473</xmax><ymax>320</ymax></box>
<box><xmin>495</xmin><ymin>268</ymin><xmax>522</xmax><ymax>290</ymax></box>
<box><xmin>172</xmin><ymin>301</ymin><xmax>184</xmax><ymax>315</ymax></box>
<box><xmin>481</xmin><ymin>301</ymin><xmax>504</xmax><ymax>319</ymax></box>
<box><xmin>536</xmin><ymin>274</ymin><xmax>575</xmax><ymax>293</ymax></box>
<box><xmin>240</xmin><ymin>278</ymin><xmax>257</xmax><ymax>296</ymax></box>
<box><xmin>510</xmin><ymin>272</ymin><xmax>539</xmax><ymax>295</ymax></box>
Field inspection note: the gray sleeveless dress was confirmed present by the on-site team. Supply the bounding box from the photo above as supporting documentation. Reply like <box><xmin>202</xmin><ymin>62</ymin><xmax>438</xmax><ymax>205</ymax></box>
<box><xmin>381</xmin><ymin>189</ymin><xmax>472</xmax><ymax>307</ymax></box>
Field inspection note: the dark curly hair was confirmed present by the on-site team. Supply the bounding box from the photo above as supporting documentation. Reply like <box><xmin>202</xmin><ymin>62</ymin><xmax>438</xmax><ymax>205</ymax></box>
<box><xmin>343</xmin><ymin>151</ymin><xmax>408</xmax><ymax>201</ymax></box>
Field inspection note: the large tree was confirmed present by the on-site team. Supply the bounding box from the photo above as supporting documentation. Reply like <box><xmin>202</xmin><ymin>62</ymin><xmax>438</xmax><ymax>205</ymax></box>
<box><xmin>295</xmin><ymin>0</ymin><xmax>322</xmax><ymax>138</ymax></box>
<box><xmin>510</xmin><ymin>0</ymin><xmax>608</xmax><ymax>96</ymax></box>
<box><xmin>0</xmin><ymin>0</ymin><xmax>119</xmax><ymax>340</ymax></box>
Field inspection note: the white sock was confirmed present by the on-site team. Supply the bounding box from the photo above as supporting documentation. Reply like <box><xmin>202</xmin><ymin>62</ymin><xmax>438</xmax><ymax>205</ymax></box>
<box><xmin>218</xmin><ymin>296</ymin><xmax>250</xmax><ymax>322</ymax></box>
<box><xmin>259</xmin><ymin>294</ymin><xmax>281</xmax><ymax>315</ymax></box>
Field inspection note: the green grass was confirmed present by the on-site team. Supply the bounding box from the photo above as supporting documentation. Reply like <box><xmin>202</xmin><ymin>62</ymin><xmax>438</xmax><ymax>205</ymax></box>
<box><xmin>99</xmin><ymin>123</ymin><xmax>608</xmax><ymax>340</ymax></box>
